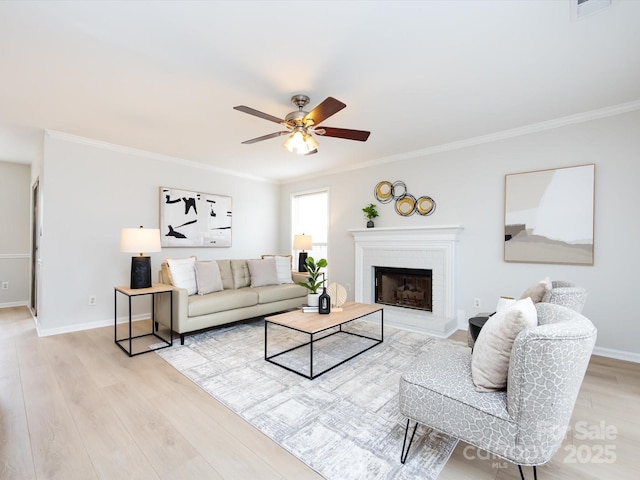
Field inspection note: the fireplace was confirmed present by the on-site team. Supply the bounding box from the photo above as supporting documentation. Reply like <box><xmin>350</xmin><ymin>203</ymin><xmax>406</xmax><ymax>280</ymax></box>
<box><xmin>350</xmin><ymin>225</ymin><xmax>463</xmax><ymax>336</ymax></box>
<box><xmin>375</xmin><ymin>267</ymin><xmax>432</xmax><ymax>312</ymax></box>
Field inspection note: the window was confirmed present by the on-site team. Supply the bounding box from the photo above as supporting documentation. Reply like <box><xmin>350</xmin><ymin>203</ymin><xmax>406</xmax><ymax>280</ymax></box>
<box><xmin>291</xmin><ymin>189</ymin><xmax>329</xmax><ymax>271</ymax></box>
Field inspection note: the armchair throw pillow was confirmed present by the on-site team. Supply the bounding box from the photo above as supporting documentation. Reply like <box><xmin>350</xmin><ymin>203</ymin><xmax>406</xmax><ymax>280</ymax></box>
<box><xmin>471</xmin><ymin>297</ymin><xmax>537</xmax><ymax>392</ymax></box>
<box><xmin>520</xmin><ymin>277</ymin><xmax>552</xmax><ymax>303</ymax></box>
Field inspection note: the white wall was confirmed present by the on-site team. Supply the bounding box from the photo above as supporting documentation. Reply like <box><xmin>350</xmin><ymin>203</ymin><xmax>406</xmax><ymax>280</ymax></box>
<box><xmin>0</xmin><ymin>161</ymin><xmax>31</xmax><ymax>307</ymax></box>
<box><xmin>279</xmin><ymin>109</ymin><xmax>640</xmax><ymax>359</ymax></box>
<box><xmin>38</xmin><ymin>132</ymin><xmax>281</xmax><ymax>334</ymax></box>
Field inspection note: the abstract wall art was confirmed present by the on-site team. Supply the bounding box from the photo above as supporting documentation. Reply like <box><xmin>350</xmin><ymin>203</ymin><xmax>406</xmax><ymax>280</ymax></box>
<box><xmin>160</xmin><ymin>187</ymin><xmax>232</xmax><ymax>247</ymax></box>
<box><xmin>504</xmin><ymin>164</ymin><xmax>595</xmax><ymax>265</ymax></box>
<box><xmin>374</xmin><ymin>180</ymin><xmax>436</xmax><ymax>217</ymax></box>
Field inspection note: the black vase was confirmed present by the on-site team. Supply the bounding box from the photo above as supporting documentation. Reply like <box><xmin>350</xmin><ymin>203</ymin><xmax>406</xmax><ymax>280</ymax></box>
<box><xmin>367</xmin><ymin>220</ymin><xmax>374</xmax><ymax>228</ymax></box>
<box><xmin>319</xmin><ymin>287</ymin><xmax>331</xmax><ymax>314</ymax></box>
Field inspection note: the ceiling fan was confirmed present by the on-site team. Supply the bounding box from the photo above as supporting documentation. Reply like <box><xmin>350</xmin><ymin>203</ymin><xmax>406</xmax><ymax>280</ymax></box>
<box><xmin>233</xmin><ymin>95</ymin><xmax>370</xmax><ymax>155</ymax></box>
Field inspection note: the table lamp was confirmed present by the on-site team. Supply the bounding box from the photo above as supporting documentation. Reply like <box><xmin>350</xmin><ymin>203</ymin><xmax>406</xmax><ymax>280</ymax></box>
<box><xmin>120</xmin><ymin>226</ymin><xmax>162</xmax><ymax>289</ymax></box>
<box><xmin>293</xmin><ymin>234</ymin><xmax>312</xmax><ymax>272</ymax></box>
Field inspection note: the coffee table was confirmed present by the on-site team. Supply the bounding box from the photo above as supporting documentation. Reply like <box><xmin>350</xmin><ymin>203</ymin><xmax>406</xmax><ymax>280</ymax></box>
<box><xmin>265</xmin><ymin>302</ymin><xmax>383</xmax><ymax>379</ymax></box>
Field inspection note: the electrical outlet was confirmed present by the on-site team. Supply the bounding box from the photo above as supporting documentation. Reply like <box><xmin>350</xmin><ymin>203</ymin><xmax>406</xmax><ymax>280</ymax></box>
<box><xmin>88</xmin><ymin>295</ymin><xmax>97</xmax><ymax>306</ymax></box>
<box><xmin>1</xmin><ymin>281</ymin><xmax>8</xmax><ymax>290</ymax></box>
<box><xmin>346</xmin><ymin>283</ymin><xmax>351</xmax><ymax>292</ymax></box>
<box><xmin>474</xmin><ymin>298</ymin><xmax>481</xmax><ymax>308</ymax></box>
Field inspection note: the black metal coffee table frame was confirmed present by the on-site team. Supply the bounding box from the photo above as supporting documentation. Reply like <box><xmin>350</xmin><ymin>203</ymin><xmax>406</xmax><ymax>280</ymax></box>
<box><xmin>265</xmin><ymin>304</ymin><xmax>383</xmax><ymax>380</ymax></box>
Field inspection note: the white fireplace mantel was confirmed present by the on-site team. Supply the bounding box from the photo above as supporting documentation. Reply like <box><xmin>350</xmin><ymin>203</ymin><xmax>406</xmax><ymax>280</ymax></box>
<box><xmin>349</xmin><ymin>225</ymin><xmax>463</xmax><ymax>336</ymax></box>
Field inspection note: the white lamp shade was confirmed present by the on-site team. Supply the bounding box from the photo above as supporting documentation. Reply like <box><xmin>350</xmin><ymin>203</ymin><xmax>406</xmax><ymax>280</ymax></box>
<box><xmin>120</xmin><ymin>227</ymin><xmax>161</xmax><ymax>254</ymax></box>
<box><xmin>293</xmin><ymin>234</ymin><xmax>312</xmax><ymax>251</ymax></box>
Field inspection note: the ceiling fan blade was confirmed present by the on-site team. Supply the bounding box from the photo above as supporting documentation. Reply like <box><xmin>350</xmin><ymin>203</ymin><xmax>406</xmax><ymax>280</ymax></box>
<box><xmin>316</xmin><ymin>127</ymin><xmax>370</xmax><ymax>142</ymax></box>
<box><xmin>304</xmin><ymin>97</ymin><xmax>346</xmax><ymax>126</ymax></box>
<box><xmin>234</xmin><ymin>105</ymin><xmax>284</xmax><ymax>124</ymax></box>
<box><xmin>241</xmin><ymin>131</ymin><xmax>289</xmax><ymax>144</ymax></box>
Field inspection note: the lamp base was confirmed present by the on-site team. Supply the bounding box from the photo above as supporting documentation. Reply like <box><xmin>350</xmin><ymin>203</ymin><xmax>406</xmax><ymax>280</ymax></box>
<box><xmin>298</xmin><ymin>251</ymin><xmax>308</xmax><ymax>272</ymax></box>
<box><xmin>131</xmin><ymin>256</ymin><xmax>152</xmax><ymax>289</ymax></box>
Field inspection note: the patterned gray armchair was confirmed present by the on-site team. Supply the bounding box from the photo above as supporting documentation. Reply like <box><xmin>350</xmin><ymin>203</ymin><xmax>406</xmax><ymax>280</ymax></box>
<box><xmin>400</xmin><ymin>303</ymin><xmax>597</xmax><ymax>479</ymax></box>
<box><xmin>542</xmin><ymin>280</ymin><xmax>588</xmax><ymax>313</ymax></box>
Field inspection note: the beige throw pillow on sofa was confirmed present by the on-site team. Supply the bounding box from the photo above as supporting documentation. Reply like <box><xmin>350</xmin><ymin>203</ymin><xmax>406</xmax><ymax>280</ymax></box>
<box><xmin>195</xmin><ymin>261</ymin><xmax>224</xmax><ymax>295</ymax></box>
<box><xmin>247</xmin><ymin>258</ymin><xmax>279</xmax><ymax>287</ymax></box>
<box><xmin>471</xmin><ymin>297</ymin><xmax>537</xmax><ymax>392</ymax></box>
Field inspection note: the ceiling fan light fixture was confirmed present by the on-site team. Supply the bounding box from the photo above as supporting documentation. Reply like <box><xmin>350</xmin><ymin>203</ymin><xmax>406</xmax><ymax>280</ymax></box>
<box><xmin>305</xmin><ymin>133</ymin><xmax>319</xmax><ymax>151</ymax></box>
<box><xmin>283</xmin><ymin>128</ymin><xmax>317</xmax><ymax>155</ymax></box>
<box><xmin>282</xmin><ymin>130</ymin><xmax>306</xmax><ymax>154</ymax></box>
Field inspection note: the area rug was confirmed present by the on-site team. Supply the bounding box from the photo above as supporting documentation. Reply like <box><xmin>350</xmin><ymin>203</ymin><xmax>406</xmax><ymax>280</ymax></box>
<box><xmin>156</xmin><ymin>317</ymin><xmax>462</xmax><ymax>479</ymax></box>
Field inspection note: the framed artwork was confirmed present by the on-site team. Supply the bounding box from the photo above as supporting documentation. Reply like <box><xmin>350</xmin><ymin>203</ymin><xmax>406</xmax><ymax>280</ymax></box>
<box><xmin>160</xmin><ymin>187</ymin><xmax>232</xmax><ymax>247</ymax></box>
<box><xmin>504</xmin><ymin>164</ymin><xmax>595</xmax><ymax>265</ymax></box>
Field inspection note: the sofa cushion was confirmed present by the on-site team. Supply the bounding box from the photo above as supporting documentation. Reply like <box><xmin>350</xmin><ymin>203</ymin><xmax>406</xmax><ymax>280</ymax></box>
<box><xmin>166</xmin><ymin>257</ymin><xmax>197</xmax><ymax>295</ymax></box>
<box><xmin>195</xmin><ymin>261</ymin><xmax>223</xmax><ymax>295</ymax></box>
<box><xmin>471</xmin><ymin>297</ymin><xmax>537</xmax><ymax>392</ymax></box>
<box><xmin>520</xmin><ymin>277</ymin><xmax>552</xmax><ymax>303</ymax></box>
<box><xmin>216</xmin><ymin>259</ymin><xmax>234</xmax><ymax>290</ymax></box>
<box><xmin>247</xmin><ymin>258</ymin><xmax>279</xmax><ymax>287</ymax></box>
<box><xmin>252</xmin><ymin>283</ymin><xmax>307</xmax><ymax>304</ymax></box>
<box><xmin>188</xmin><ymin>288</ymin><xmax>258</xmax><ymax>317</ymax></box>
<box><xmin>231</xmin><ymin>259</ymin><xmax>251</xmax><ymax>288</ymax></box>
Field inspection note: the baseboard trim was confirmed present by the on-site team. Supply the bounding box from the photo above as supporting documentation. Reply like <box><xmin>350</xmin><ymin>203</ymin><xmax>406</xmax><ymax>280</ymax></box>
<box><xmin>36</xmin><ymin>313</ymin><xmax>150</xmax><ymax>337</ymax></box>
<box><xmin>0</xmin><ymin>301</ymin><xmax>29</xmax><ymax>309</ymax></box>
<box><xmin>593</xmin><ymin>346</ymin><xmax>640</xmax><ymax>364</ymax></box>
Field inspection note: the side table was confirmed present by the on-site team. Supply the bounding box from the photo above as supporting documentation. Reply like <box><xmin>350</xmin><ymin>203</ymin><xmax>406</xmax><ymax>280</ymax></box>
<box><xmin>468</xmin><ymin>315</ymin><xmax>491</xmax><ymax>347</ymax></box>
<box><xmin>114</xmin><ymin>283</ymin><xmax>173</xmax><ymax>356</ymax></box>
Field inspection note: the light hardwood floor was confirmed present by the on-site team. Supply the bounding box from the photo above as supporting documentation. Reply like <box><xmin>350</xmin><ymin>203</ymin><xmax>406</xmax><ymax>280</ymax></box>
<box><xmin>1</xmin><ymin>306</ymin><xmax>638</xmax><ymax>479</ymax></box>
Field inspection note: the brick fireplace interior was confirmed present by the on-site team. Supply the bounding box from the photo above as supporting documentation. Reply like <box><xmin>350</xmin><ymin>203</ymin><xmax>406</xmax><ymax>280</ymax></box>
<box><xmin>374</xmin><ymin>266</ymin><xmax>432</xmax><ymax>312</ymax></box>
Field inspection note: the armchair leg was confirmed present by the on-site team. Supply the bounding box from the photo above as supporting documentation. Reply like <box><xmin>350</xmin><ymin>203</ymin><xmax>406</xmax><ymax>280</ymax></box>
<box><xmin>400</xmin><ymin>419</ymin><xmax>418</xmax><ymax>464</ymax></box>
<box><xmin>518</xmin><ymin>465</ymin><xmax>538</xmax><ymax>480</ymax></box>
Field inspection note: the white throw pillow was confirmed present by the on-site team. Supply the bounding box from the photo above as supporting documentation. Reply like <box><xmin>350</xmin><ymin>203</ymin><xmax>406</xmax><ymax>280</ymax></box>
<box><xmin>194</xmin><ymin>261</ymin><xmax>224</xmax><ymax>295</ymax></box>
<box><xmin>471</xmin><ymin>297</ymin><xmax>537</xmax><ymax>392</ymax></box>
<box><xmin>166</xmin><ymin>257</ymin><xmax>197</xmax><ymax>295</ymax></box>
<box><xmin>247</xmin><ymin>258</ymin><xmax>279</xmax><ymax>287</ymax></box>
<box><xmin>273</xmin><ymin>256</ymin><xmax>293</xmax><ymax>284</ymax></box>
<box><xmin>261</xmin><ymin>254</ymin><xmax>294</xmax><ymax>284</ymax></box>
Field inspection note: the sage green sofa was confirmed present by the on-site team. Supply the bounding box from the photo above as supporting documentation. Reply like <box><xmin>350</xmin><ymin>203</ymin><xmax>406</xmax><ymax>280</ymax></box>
<box><xmin>154</xmin><ymin>259</ymin><xmax>307</xmax><ymax>344</ymax></box>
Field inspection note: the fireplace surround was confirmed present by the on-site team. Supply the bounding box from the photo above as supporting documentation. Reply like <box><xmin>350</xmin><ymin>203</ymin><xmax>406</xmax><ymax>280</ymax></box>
<box><xmin>350</xmin><ymin>225</ymin><xmax>463</xmax><ymax>336</ymax></box>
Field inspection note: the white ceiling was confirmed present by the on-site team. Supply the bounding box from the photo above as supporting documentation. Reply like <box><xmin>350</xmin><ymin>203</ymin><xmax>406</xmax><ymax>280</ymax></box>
<box><xmin>1</xmin><ymin>0</ymin><xmax>639</xmax><ymax>182</ymax></box>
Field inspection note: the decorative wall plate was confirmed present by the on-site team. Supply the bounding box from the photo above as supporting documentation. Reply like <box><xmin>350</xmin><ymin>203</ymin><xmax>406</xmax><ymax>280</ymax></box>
<box><xmin>374</xmin><ymin>181</ymin><xmax>394</xmax><ymax>203</ymax></box>
<box><xmin>395</xmin><ymin>194</ymin><xmax>416</xmax><ymax>216</ymax></box>
<box><xmin>391</xmin><ymin>181</ymin><xmax>407</xmax><ymax>198</ymax></box>
<box><xmin>416</xmin><ymin>196</ymin><xmax>436</xmax><ymax>216</ymax></box>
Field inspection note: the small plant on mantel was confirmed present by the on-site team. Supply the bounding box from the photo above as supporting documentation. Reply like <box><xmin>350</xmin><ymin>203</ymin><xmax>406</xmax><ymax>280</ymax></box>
<box><xmin>362</xmin><ymin>203</ymin><xmax>379</xmax><ymax>228</ymax></box>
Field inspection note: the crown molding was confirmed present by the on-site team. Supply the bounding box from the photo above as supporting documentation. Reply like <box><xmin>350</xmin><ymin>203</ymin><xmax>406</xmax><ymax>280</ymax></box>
<box><xmin>44</xmin><ymin>130</ymin><xmax>276</xmax><ymax>184</ymax></box>
<box><xmin>286</xmin><ymin>99</ymin><xmax>640</xmax><ymax>184</ymax></box>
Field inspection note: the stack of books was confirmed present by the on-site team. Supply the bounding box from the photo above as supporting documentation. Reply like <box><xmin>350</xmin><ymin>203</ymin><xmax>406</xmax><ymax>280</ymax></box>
<box><xmin>301</xmin><ymin>305</ymin><xmax>318</xmax><ymax>313</ymax></box>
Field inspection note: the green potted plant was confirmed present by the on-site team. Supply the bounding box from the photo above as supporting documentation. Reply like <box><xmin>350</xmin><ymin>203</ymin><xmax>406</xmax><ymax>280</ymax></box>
<box><xmin>362</xmin><ymin>203</ymin><xmax>379</xmax><ymax>228</ymax></box>
<box><xmin>298</xmin><ymin>256</ymin><xmax>328</xmax><ymax>306</ymax></box>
